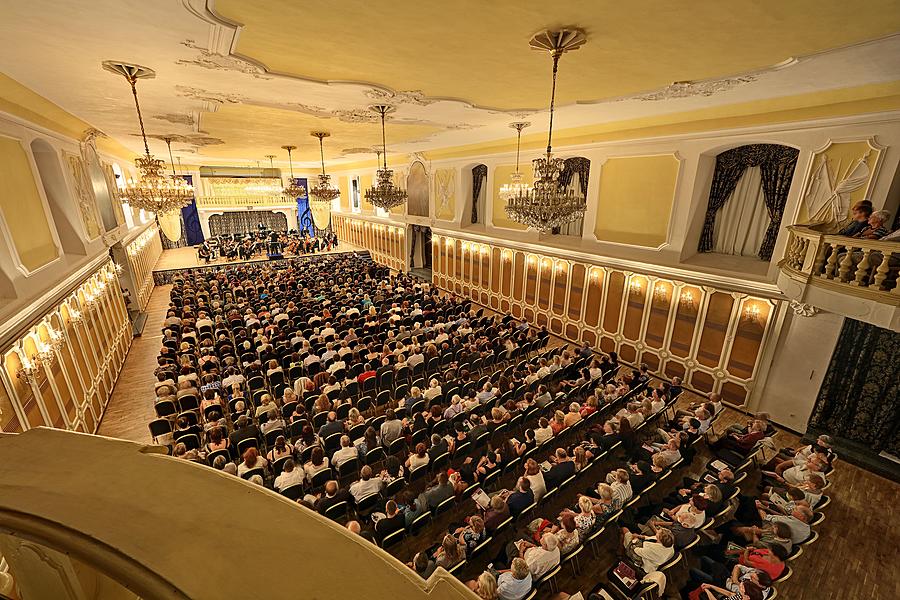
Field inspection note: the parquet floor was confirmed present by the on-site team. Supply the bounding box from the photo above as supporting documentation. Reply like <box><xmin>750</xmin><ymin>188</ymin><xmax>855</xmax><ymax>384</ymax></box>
<box><xmin>95</xmin><ymin>280</ymin><xmax>900</xmax><ymax>599</ymax></box>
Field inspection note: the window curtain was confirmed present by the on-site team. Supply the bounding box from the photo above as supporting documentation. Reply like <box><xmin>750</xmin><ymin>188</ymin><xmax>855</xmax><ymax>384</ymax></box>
<box><xmin>809</xmin><ymin>319</ymin><xmax>900</xmax><ymax>456</ymax></box>
<box><xmin>208</xmin><ymin>211</ymin><xmax>288</xmax><ymax>236</ymax></box>
<box><xmin>713</xmin><ymin>166</ymin><xmax>770</xmax><ymax>256</ymax></box>
<box><xmin>758</xmin><ymin>155</ymin><xmax>799</xmax><ymax>260</ymax></box>
<box><xmin>471</xmin><ymin>164</ymin><xmax>487</xmax><ymax>224</ymax></box>
<box><xmin>554</xmin><ymin>157</ymin><xmax>590</xmax><ymax>236</ymax></box>
<box><xmin>698</xmin><ymin>144</ymin><xmax>798</xmax><ymax>258</ymax></box>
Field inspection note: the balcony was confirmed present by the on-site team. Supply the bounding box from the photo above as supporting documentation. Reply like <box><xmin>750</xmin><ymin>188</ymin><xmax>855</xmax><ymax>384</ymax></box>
<box><xmin>778</xmin><ymin>225</ymin><xmax>900</xmax><ymax>331</ymax></box>
<box><xmin>195</xmin><ymin>195</ymin><xmax>295</xmax><ymax>209</ymax></box>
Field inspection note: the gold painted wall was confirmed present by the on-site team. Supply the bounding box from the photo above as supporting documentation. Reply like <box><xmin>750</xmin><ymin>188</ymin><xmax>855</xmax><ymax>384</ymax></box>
<box><xmin>491</xmin><ymin>165</ymin><xmax>530</xmax><ymax>231</ymax></box>
<box><xmin>434</xmin><ymin>167</ymin><xmax>457</xmax><ymax>221</ymax></box>
<box><xmin>338</xmin><ymin>175</ymin><xmax>351</xmax><ymax>212</ymax></box>
<box><xmin>126</xmin><ymin>226</ymin><xmax>163</xmax><ymax>311</ymax></box>
<box><xmin>594</xmin><ymin>154</ymin><xmax>681</xmax><ymax>248</ymax></box>
<box><xmin>433</xmin><ymin>233</ymin><xmax>778</xmax><ymax>407</ymax></box>
<box><xmin>1</xmin><ymin>261</ymin><xmax>131</xmax><ymax>433</ymax></box>
<box><xmin>359</xmin><ymin>173</ymin><xmax>374</xmax><ymax>214</ymax></box>
<box><xmin>0</xmin><ymin>135</ymin><xmax>59</xmax><ymax>271</ymax></box>
<box><xmin>332</xmin><ymin>214</ymin><xmax>406</xmax><ymax>272</ymax></box>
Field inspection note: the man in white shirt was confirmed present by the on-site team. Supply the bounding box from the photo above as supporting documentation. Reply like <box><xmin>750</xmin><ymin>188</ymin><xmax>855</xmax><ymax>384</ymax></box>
<box><xmin>349</xmin><ymin>466</ymin><xmax>384</xmax><ymax>502</ymax></box>
<box><xmin>321</xmin><ymin>323</ymin><xmax>336</xmax><ymax>339</ymax></box>
<box><xmin>196</xmin><ymin>312</ymin><xmax>213</xmax><ymax>330</ymax></box>
<box><xmin>321</xmin><ymin>342</ymin><xmax>337</xmax><ymax>363</ymax></box>
<box><xmin>622</xmin><ymin>527</ymin><xmax>675</xmax><ymax>573</ymax></box>
<box><xmin>274</xmin><ymin>459</ymin><xmax>305</xmax><ymax>491</ymax></box>
<box><xmin>521</xmin><ymin>532</ymin><xmax>560</xmax><ymax>578</ymax></box>
<box><xmin>332</xmin><ymin>435</ymin><xmax>357</xmax><ymax>468</ymax></box>
<box><xmin>476</xmin><ymin>383</ymin><xmax>496</xmax><ymax>405</ymax></box>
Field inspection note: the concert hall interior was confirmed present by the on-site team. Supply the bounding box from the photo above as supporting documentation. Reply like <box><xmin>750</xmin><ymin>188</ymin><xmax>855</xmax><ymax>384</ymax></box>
<box><xmin>1</xmin><ymin>2</ymin><xmax>899</xmax><ymax>599</ymax></box>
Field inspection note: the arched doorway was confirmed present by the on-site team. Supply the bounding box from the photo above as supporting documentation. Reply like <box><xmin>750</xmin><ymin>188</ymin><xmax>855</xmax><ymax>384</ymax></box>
<box><xmin>408</xmin><ymin>224</ymin><xmax>432</xmax><ymax>280</ymax></box>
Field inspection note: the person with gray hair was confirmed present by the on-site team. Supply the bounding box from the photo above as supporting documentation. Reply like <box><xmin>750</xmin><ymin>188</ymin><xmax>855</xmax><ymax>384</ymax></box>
<box><xmin>852</xmin><ymin>209</ymin><xmax>891</xmax><ymax>239</ymax></box>
<box><xmin>212</xmin><ymin>455</ymin><xmax>227</xmax><ymax>470</ymax></box>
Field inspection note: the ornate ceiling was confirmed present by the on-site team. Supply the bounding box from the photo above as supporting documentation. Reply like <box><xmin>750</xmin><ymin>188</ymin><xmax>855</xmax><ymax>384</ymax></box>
<box><xmin>1</xmin><ymin>0</ymin><xmax>899</xmax><ymax>168</ymax></box>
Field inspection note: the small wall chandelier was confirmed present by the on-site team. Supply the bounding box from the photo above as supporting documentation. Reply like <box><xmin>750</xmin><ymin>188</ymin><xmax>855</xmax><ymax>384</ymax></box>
<box><xmin>364</xmin><ymin>105</ymin><xmax>408</xmax><ymax>211</ymax></box>
<box><xmin>499</xmin><ymin>122</ymin><xmax>532</xmax><ymax>203</ymax></box>
<box><xmin>281</xmin><ymin>145</ymin><xmax>307</xmax><ymax>199</ymax></box>
<box><xmin>309</xmin><ymin>132</ymin><xmax>340</xmax><ymax>204</ymax></box>
<box><xmin>103</xmin><ymin>62</ymin><xmax>194</xmax><ymax>214</ymax></box>
<box><xmin>504</xmin><ymin>29</ymin><xmax>588</xmax><ymax>234</ymax></box>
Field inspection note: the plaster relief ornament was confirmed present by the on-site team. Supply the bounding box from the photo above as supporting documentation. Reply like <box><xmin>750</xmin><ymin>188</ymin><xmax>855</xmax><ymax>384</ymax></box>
<box><xmin>178</xmin><ymin>40</ymin><xmax>272</xmax><ymax>79</ymax></box>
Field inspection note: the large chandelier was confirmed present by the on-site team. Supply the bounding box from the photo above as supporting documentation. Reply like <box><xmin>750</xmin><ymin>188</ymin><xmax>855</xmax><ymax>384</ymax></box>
<box><xmin>499</xmin><ymin>122</ymin><xmax>532</xmax><ymax>203</ymax></box>
<box><xmin>245</xmin><ymin>155</ymin><xmax>284</xmax><ymax>194</ymax></box>
<box><xmin>504</xmin><ymin>30</ymin><xmax>587</xmax><ymax>234</ymax></box>
<box><xmin>103</xmin><ymin>61</ymin><xmax>194</xmax><ymax>214</ymax></box>
<box><xmin>309</xmin><ymin>132</ymin><xmax>340</xmax><ymax>204</ymax></box>
<box><xmin>281</xmin><ymin>145</ymin><xmax>307</xmax><ymax>199</ymax></box>
<box><xmin>364</xmin><ymin>105</ymin><xmax>408</xmax><ymax>211</ymax></box>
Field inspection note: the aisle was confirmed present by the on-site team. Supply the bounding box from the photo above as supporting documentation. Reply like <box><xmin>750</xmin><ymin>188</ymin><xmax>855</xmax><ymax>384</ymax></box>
<box><xmin>96</xmin><ymin>284</ymin><xmax>172</xmax><ymax>442</ymax></box>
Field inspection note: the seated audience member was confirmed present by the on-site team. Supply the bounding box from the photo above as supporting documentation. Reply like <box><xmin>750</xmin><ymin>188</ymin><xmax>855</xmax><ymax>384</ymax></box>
<box><xmin>621</xmin><ymin>526</ymin><xmax>675</xmax><ymax>574</ymax></box>
<box><xmin>266</xmin><ymin>435</ymin><xmax>293</xmax><ymax>462</ymax></box>
<box><xmin>421</xmin><ymin>472</ymin><xmax>454</xmax><ymax>510</ymax></box>
<box><xmin>303</xmin><ymin>446</ymin><xmax>330</xmax><ymax>481</ymax></box>
<box><xmin>838</xmin><ymin>200</ymin><xmax>873</xmax><ymax>237</ymax></box>
<box><xmin>411</xmin><ymin>551</ymin><xmax>437</xmax><ymax>580</ymax></box>
<box><xmin>274</xmin><ymin>458</ymin><xmax>304</xmax><ymax>491</ymax></box>
<box><xmin>516</xmin><ymin>532</ymin><xmax>560</xmax><ymax>579</ymax></box>
<box><xmin>496</xmin><ymin>557</ymin><xmax>532</xmax><ymax>600</ymax></box>
<box><xmin>455</xmin><ymin>515</ymin><xmax>488</xmax><ymax>553</ymax></box>
<box><xmin>523</xmin><ymin>459</ymin><xmax>547</xmax><ymax>502</ymax></box>
<box><xmin>332</xmin><ymin>435</ymin><xmax>358</xmax><ymax>468</ymax></box>
<box><xmin>501</xmin><ymin>478</ymin><xmax>534</xmax><ymax>517</ymax></box>
<box><xmin>374</xmin><ymin>499</ymin><xmax>405</xmax><ymax>542</ymax></box>
<box><xmin>711</xmin><ymin>420</ymin><xmax>766</xmax><ymax>456</ymax></box>
<box><xmin>312</xmin><ymin>480</ymin><xmax>350</xmax><ymax>515</ymax></box>
<box><xmin>435</xmin><ymin>533</ymin><xmax>466</xmax><ymax>569</ymax></box>
<box><xmin>349</xmin><ymin>465</ymin><xmax>384</xmax><ymax>502</ymax></box>
<box><xmin>238</xmin><ymin>447</ymin><xmax>268</xmax><ymax>477</ymax></box>
<box><xmin>483</xmin><ymin>495</ymin><xmax>511</xmax><ymax>532</ymax></box>
<box><xmin>852</xmin><ymin>209</ymin><xmax>891</xmax><ymax>239</ymax></box>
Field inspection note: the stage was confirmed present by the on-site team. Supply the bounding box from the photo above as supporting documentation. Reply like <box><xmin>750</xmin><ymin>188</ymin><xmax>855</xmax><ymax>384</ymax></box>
<box><xmin>152</xmin><ymin>241</ymin><xmax>366</xmax><ymax>272</ymax></box>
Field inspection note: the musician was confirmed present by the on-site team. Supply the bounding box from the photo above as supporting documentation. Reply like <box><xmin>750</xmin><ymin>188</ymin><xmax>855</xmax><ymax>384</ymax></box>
<box><xmin>198</xmin><ymin>241</ymin><xmax>212</xmax><ymax>263</ymax></box>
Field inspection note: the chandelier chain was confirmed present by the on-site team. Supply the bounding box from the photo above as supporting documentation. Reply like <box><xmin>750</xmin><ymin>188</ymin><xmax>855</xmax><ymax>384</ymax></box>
<box><xmin>546</xmin><ymin>52</ymin><xmax>560</xmax><ymax>156</ymax></box>
<box><xmin>165</xmin><ymin>137</ymin><xmax>176</xmax><ymax>177</ymax></box>
<box><xmin>128</xmin><ymin>75</ymin><xmax>150</xmax><ymax>156</ymax></box>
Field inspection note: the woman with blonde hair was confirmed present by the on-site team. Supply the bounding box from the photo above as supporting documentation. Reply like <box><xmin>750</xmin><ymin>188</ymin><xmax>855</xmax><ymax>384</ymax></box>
<box><xmin>466</xmin><ymin>572</ymin><xmax>498</xmax><ymax>600</ymax></box>
<box><xmin>456</xmin><ymin>515</ymin><xmax>487</xmax><ymax>553</ymax></box>
<box><xmin>435</xmin><ymin>533</ymin><xmax>466</xmax><ymax>569</ymax></box>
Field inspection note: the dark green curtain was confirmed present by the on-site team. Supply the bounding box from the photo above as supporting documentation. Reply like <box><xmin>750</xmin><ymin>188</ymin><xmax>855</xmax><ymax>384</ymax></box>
<box><xmin>809</xmin><ymin>319</ymin><xmax>900</xmax><ymax>455</ymax></box>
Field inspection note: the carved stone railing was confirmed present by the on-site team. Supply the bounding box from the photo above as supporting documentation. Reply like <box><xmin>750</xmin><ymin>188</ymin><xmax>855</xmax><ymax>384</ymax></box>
<box><xmin>780</xmin><ymin>224</ymin><xmax>900</xmax><ymax>299</ymax></box>
<box><xmin>195</xmin><ymin>195</ymin><xmax>293</xmax><ymax>209</ymax></box>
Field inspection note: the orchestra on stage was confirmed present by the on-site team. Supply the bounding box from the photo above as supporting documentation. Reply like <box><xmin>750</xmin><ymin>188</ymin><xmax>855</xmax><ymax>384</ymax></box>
<box><xmin>196</xmin><ymin>226</ymin><xmax>338</xmax><ymax>264</ymax></box>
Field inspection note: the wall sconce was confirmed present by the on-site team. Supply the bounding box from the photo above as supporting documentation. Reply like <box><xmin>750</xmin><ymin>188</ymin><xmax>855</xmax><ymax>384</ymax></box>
<box><xmin>68</xmin><ymin>308</ymin><xmax>83</xmax><ymax>326</ymax></box>
<box><xmin>479</xmin><ymin>245</ymin><xmax>489</xmax><ymax>255</ymax></box>
<box><xmin>653</xmin><ymin>284</ymin><xmax>668</xmax><ymax>303</ymax></box>
<box><xmin>461</xmin><ymin>243</ymin><xmax>469</xmax><ymax>253</ymax></box>
<box><xmin>47</xmin><ymin>325</ymin><xmax>64</xmax><ymax>352</ymax></box>
<box><xmin>679</xmin><ymin>290</ymin><xmax>695</xmax><ymax>310</ymax></box>
<box><xmin>527</xmin><ymin>256</ymin><xmax>537</xmax><ymax>266</ymax></box>
<box><xmin>445</xmin><ymin>239</ymin><xmax>452</xmax><ymax>247</ymax></box>
<box><xmin>555</xmin><ymin>262</ymin><xmax>566</xmax><ymax>273</ymax></box>
<box><xmin>629</xmin><ymin>279</ymin><xmax>642</xmax><ymax>293</ymax></box>
<box><xmin>15</xmin><ymin>349</ymin><xmax>38</xmax><ymax>384</ymax></box>
<box><xmin>35</xmin><ymin>340</ymin><xmax>56</xmax><ymax>368</ymax></box>
<box><xmin>590</xmin><ymin>268</ymin><xmax>600</xmax><ymax>281</ymax></box>
<box><xmin>742</xmin><ymin>303</ymin><xmax>762</xmax><ymax>324</ymax></box>
<box><xmin>502</xmin><ymin>250</ymin><xmax>512</xmax><ymax>263</ymax></box>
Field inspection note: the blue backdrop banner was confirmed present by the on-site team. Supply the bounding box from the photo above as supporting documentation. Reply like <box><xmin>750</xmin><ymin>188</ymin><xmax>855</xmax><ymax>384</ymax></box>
<box><xmin>294</xmin><ymin>178</ymin><xmax>314</xmax><ymax>234</ymax></box>
<box><xmin>180</xmin><ymin>175</ymin><xmax>205</xmax><ymax>245</ymax></box>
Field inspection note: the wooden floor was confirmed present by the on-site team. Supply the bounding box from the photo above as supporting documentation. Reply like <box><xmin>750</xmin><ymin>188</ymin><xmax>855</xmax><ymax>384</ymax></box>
<box><xmin>96</xmin><ymin>274</ymin><xmax>900</xmax><ymax>599</ymax></box>
<box><xmin>153</xmin><ymin>241</ymin><xmax>366</xmax><ymax>271</ymax></box>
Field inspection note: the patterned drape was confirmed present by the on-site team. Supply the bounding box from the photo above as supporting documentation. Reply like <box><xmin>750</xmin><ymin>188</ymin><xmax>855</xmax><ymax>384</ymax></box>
<box><xmin>758</xmin><ymin>157</ymin><xmax>798</xmax><ymax>260</ymax></box>
<box><xmin>809</xmin><ymin>319</ymin><xmax>900</xmax><ymax>456</ymax></box>
<box><xmin>471</xmin><ymin>164</ymin><xmax>487</xmax><ymax>224</ymax></box>
<box><xmin>559</xmin><ymin>157</ymin><xmax>591</xmax><ymax>197</ymax></box>
<box><xmin>208</xmin><ymin>211</ymin><xmax>288</xmax><ymax>236</ymax></box>
<box><xmin>698</xmin><ymin>144</ymin><xmax>798</xmax><ymax>256</ymax></box>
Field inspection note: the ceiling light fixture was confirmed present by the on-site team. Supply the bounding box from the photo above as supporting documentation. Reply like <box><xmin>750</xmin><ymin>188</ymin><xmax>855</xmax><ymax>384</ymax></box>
<box><xmin>499</xmin><ymin>122</ymin><xmax>532</xmax><ymax>204</ymax></box>
<box><xmin>504</xmin><ymin>29</ymin><xmax>588</xmax><ymax>234</ymax></box>
<box><xmin>364</xmin><ymin>105</ymin><xmax>408</xmax><ymax>211</ymax></box>
<box><xmin>309</xmin><ymin>131</ymin><xmax>340</xmax><ymax>205</ymax></box>
<box><xmin>281</xmin><ymin>145</ymin><xmax>307</xmax><ymax>199</ymax></box>
<box><xmin>103</xmin><ymin>61</ymin><xmax>194</xmax><ymax>214</ymax></box>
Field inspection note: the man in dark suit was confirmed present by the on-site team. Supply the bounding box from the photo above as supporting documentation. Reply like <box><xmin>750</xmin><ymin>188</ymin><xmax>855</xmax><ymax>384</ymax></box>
<box><xmin>420</xmin><ymin>472</ymin><xmax>454</xmax><ymax>510</ymax></box>
<box><xmin>505</xmin><ymin>477</ymin><xmax>534</xmax><ymax>517</ymax></box>
<box><xmin>315</xmin><ymin>480</ymin><xmax>351</xmax><ymax>515</ymax></box>
<box><xmin>544</xmin><ymin>448</ymin><xmax>576</xmax><ymax>490</ymax></box>
<box><xmin>228</xmin><ymin>415</ymin><xmax>260</xmax><ymax>450</ymax></box>
<box><xmin>318</xmin><ymin>411</ymin><xmax>343</xmax><ymax>439</ymax></box>
<box><xmin>374</xmin><ymin>500</ymin><xmax>405</xmax><ymax>543</ymax></box>
<box><xmin>428</xmin><ymin>434</ymin><xmax>449</xmax><ymax>462</ymax></box>
<box><xmin>467</xmin><ymin>415</ymin><xmax>489</xmax><ymax>443</ymax></box>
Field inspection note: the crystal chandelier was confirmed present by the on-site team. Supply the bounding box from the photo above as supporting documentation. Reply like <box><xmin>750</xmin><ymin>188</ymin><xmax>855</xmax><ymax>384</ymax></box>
<box><xmin>499</xmin><ymin>122</ymin><xmax>532</xmax><ymax>203</ymax></box>
<box><xmin>281</xmin><ymin>145</ymin><xmax>307</xmax><ymax>199</ymax></box>
<box><xmin>504</xmin><ymin>29</ymin><xmax>588</xmax><ymax>234</ymax></box>
<box><xmin>309</xmin><ymin>132</ymin><xmax>340</xmax><ymax>204</ymax></box>
<box><xmin>103</xmin><ymin>62</ymin><xmax>194</xmax><ymax>214</ymax></box>
<box><xmin>364</xmin><ymin>105</ymin><xmax>408</xmax><ymax>211</ymax></box>
<box><xmin>245</xmin><ymin>155</ymin><xmax>284</xmax><ymax>194</ymax></box>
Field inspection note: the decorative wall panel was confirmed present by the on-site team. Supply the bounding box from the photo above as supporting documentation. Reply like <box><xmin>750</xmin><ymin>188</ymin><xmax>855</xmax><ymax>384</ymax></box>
<box><xmin>432</xmin><ymin>233</ymin><xmax>778</xmax><ymax>406</ymax></box>
<box><xmin>0</xmin><ymin>261</ymin><xmax>131</xmax><ymax>434</ymax></box>
<box><xmin>332</xmin><ymin>214</ymin><xmax>406</xmax><ymax>272</ymax></box>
